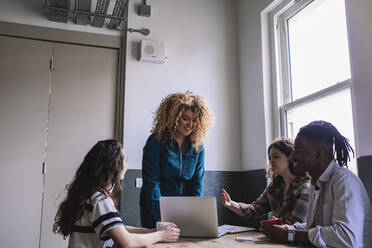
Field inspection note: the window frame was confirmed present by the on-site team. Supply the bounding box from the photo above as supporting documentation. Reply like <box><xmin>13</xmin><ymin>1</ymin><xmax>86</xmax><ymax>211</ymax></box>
<box><xmin>272</xmin><ymin>0</ymin><xmax>352</xmax><ymax>137</ymax></box>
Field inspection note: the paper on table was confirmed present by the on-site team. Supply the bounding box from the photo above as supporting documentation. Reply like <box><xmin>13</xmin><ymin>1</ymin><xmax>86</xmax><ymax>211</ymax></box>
<box><xmin>218</xmin><ymin>224</ymin><xmax>255</xmax><ymax>234</ymax></box>
<box><xmin>236</xmin><ymin>236</ymin><xmax>253</xmax><ymax>242</ymax></box>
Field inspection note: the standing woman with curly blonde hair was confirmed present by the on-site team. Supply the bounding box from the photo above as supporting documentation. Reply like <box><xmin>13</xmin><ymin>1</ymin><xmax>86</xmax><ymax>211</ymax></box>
<box><xmin>140</xmin><ymin>91</ymin><xmax>214</xmax><ymax>228</ymax></box>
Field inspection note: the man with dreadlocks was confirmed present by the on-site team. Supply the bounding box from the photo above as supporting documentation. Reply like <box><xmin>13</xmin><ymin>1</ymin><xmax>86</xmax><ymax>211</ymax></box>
<box><xmin>263</xmin><ymin>120</ymin><xmax>371</xmax><ymax>248</ymax></box>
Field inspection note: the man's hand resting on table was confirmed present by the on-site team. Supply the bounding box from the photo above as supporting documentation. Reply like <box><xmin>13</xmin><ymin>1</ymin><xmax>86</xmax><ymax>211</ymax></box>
<box><xmin>263</xmin><ymin>224</ymin><xmax>313</xmax><ymax>246</ymax></box>
<box><xmin>262</xmin><ymin>225</ymin><xmax>288</xmax><ymax>242</ymax></box>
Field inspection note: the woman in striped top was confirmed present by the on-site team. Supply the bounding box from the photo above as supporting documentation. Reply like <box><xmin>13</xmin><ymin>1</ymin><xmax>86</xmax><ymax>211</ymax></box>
<box><xmin>53</xmin><ymin>140</ymin><xmax>180</xmax><ymax>248</ymax></box>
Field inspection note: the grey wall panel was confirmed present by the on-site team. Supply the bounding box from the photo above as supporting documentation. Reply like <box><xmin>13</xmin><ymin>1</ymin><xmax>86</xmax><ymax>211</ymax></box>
<box><xmin>120</xmin><ymin>169</ymin><xmax>267</xmax><ymax>229</ymax></box>
<box><xmin>120</xmin><ymin>169</ymin><xmax>142</xmax><ymax>227</ymax></box>
<box><xmin>357</xmin><ymin>156</ymin><xmax>372</xmax><ymax>202</ymax></box>
<box><xmin>241</xmin><ymin>169</ymin><xmax>268</xmax><ymax>228</ymax></box>
<box><xmin>204</xmin><ymin>171</ymin><xmax>245</xmax><ymax>226</ymax></box>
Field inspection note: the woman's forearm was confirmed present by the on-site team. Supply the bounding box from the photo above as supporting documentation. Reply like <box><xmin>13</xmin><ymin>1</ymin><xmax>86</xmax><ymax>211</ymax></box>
<box><xmin>227</xmin><ymin>201</ymin><xmax>245</xmax><ymax>217</ymax></box>
<box><xmin>125</xmin><ymin>231</ymin><xmax>163</xmax><ymax>247</ymax></box>
<box><xmin>108</xmin><ymin>226</ymin><xmax>163</xmax><ymax>248</ymax></box>
<box><xmin>126</xmin><ymin>225</ymin><xmax>156</xmax><ymax>234</ymax></box>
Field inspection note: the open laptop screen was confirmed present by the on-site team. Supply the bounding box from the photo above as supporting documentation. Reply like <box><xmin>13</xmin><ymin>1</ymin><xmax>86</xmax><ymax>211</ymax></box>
<box><xmin>159</xmin><ymin>196</ymin><xmax>219</xmax><ymax>238</ymax></box>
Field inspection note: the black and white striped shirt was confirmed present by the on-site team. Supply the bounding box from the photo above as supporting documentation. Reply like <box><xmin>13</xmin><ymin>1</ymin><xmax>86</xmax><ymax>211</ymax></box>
<box><xmin>68</xmin><ymin>191</ymin><xmax>124</xmax><ymax>248</ymax></box>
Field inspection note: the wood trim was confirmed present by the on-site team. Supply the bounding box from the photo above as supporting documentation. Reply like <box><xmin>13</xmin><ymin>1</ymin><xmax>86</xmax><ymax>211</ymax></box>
<box><xmin>280</xmin><ymin>80</ymin><xmax>351</xmax><ymax>111</ymax></box>
<box><xmin>114</xmin><ymin>8</ymin><xmax>128</xmax><ymax>143</ymax></box>
<box><xmin>114</xmin><ymin>35</ymin><xmax>126</xmax><ymax>142</ymax></box>
<box><xmin>0</xmin><ymin>21</ymin><xmax>121</xmax><ymax>48</ymax></box>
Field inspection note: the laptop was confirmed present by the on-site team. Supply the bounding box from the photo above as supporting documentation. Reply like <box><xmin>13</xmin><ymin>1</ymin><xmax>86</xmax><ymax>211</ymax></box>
<box><xmin>159</xmin><ymin>196</ymin><xmax>254</xmax><ymax>238</ymax></box>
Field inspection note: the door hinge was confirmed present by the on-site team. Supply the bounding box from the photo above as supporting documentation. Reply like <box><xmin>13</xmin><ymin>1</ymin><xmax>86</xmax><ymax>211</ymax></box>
<box><xmin>42</xmin><ymin>162</ymin><xmax>47</xmax><ymax>174</ymax></box>
<box><xmin>49</xmin><ymin>58</ymin><xmax>54</xmax><ymax>71</ymax></box>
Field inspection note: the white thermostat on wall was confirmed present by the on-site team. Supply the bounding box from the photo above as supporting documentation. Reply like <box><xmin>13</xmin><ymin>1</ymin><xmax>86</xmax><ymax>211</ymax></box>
<box><xmin>140</xmin><ymin>40</ymin><xmax>167</xmax><ymax>64</ymax></box>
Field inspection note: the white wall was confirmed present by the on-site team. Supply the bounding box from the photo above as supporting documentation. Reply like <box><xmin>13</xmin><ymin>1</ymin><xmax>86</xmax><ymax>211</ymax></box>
<box><xmin>0</xmin><ymin>0</ymin><xmax>242</xmax><ymax>171</ymax></box>
<box><xmin>237</xmin><ymin>0</ymin><xmax>274</xmax><ymax>170</ymax></box>
<box><xmin>2</xmin><ymin>0</ymin><xmax>370</xmax><ymax>172</ymax></box>
<box><xmin>124</xmin><ymin>0</ymin><xmax>241</xmax><ymax>171</ymax></box>
<box><xmin>345</xmin><ymin>0</ymin><xmax>372</xmax><ymax>158</ymax></box>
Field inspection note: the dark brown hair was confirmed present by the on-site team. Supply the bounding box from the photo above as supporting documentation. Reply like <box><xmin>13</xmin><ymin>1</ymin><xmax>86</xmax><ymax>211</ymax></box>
<box><xmin>53</xmin><ymin>140</ymin><xmax>124</xmax><ymax>238</ymax></box>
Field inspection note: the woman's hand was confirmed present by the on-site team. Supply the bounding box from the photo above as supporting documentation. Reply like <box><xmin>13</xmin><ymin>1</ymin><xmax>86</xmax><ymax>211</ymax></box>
<box><xmin>160</xmin><ymin>223</ymin><xmax>180</xmax><ymax>242</ymax></box>
<box><xmin>220</xmin><ymin>188</ymin><xmax>232</xmax><ymax>207</ymax></box>
<box><xmin>220</xmin><ymin>188</ymin><xmax>246</xmax><ymax>217</ymax></box>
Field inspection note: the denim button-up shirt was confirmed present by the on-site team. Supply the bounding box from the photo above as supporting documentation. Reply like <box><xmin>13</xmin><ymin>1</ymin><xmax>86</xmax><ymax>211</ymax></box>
<box><xmin>140</xmin><ymin>134</ymin><xmax>205</xmax><ymax>228</ymax></box>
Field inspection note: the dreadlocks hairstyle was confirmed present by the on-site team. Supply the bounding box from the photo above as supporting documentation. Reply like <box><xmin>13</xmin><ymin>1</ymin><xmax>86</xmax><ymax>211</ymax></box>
<box><xmin>266</xmin><ymin>138</ymin><xmax>294</xmax><ymax>179</ymax></box>
<box><xmin>53</xmin><ymin>140</ymin><xmax>124</xmax><ymax>239</ymax></box>
<box><xmin>297</xmin><ymin>120</ymin><xmax>354</xmax><ymax>167</ymax></box>
<box><xmin>151</xmin><ymin>91</ymin><xmax>214</xmax><ymax>152</ymax></box>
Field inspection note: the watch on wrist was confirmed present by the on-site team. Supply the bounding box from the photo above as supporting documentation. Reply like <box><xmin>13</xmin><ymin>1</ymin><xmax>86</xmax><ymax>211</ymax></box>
<box><xmin>288</xmin><ymin>229</ymin><xmax>296</xmax><ymax>242</ymax></box>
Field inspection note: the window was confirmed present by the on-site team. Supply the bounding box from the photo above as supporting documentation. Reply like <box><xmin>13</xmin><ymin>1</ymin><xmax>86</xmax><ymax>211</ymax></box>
<box><xmin>273</xmin><ymin>0</ymin><xmax>356</xmax><ymax>173</ymax></box>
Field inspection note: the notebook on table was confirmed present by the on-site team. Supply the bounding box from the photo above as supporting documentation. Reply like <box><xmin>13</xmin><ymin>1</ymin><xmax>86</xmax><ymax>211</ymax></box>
<box><xmin>159</xmin><ymin>196</ymin><xmax>254</xmax><ymax>238</ymax></box>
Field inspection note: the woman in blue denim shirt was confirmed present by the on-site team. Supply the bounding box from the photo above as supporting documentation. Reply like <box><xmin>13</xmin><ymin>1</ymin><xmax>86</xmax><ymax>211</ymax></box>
<box><xmin>140</xmin><ymin>91</ymin><xmax>214</xmax><ymax>228</ymax></box>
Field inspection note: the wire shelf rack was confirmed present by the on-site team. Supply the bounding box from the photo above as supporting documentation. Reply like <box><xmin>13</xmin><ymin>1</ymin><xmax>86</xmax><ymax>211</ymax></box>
<box><xmin>43</xmin><ymin>0</ymin><xmax>128</xmax><ymax>29</ymax></box>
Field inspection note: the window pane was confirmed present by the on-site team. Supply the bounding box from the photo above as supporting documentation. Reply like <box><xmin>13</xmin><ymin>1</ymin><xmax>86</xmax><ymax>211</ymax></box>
<box><xmin>286</xmin><ymin>89</ymin><xmax>356</xmax><ymax>173</ymax></box>
<box><xmin>288</xmin><ymin>0</ymin><xmax>351</xmax><ymax>100</ymax></box>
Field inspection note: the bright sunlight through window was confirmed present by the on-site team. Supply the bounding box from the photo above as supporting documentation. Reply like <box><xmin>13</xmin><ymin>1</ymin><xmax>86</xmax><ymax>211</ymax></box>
<box><xmin>288</xmin><ymin>0</ymin><xmax>351</xmax><ymax>100</ymax></box>
<box><xmin>278</xmin><ymin>0</ymin><xmax>357</xmax><ymax>173</ymax></box>
<box><xmin>286</xmin><ymin>89</ymin><xmax>356</xmax><ymax>172</ymax></box>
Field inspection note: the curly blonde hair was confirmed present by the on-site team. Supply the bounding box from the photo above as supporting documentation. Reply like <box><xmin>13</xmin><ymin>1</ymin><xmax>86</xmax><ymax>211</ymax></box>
<box><xmin>151</xmin><ymin>91</ymin><xmax>214</xmax><ymax>152</ymax></box>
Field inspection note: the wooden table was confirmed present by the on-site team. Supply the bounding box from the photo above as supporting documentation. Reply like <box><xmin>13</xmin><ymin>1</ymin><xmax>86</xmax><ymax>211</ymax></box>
<box><xmin>149</xmin><ymin>231</ymin><xmax>302</xmax><ymax>248</ymax></box>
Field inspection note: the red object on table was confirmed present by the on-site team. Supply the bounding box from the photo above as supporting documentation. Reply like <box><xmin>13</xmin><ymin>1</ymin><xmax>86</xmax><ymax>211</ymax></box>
<box><xmin>260</xmin><ymin>218</ymin><xmax>283</xmax><ymax>226</ymax></box>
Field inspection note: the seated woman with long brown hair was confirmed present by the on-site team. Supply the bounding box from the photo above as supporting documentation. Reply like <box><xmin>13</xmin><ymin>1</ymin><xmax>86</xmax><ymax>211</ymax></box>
<box><xmin>53</xmin><ymin>140</ymin><xmax>180</xmax><ymax>248</ymax></box>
